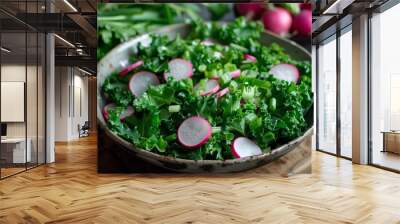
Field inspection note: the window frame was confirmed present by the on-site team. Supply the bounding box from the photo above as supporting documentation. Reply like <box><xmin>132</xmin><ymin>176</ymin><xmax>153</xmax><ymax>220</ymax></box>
<box><xmin>315</xmin><ymin>24</ymin><xmax>353</xmax><ymax>161</ymax></box>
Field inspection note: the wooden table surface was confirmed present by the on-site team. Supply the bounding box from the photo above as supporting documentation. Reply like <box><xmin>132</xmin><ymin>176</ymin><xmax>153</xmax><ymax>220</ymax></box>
<box><xmin>1</xmin><ymin>135</ymin><xmax>400</xmax><ymax>223</ymax></box>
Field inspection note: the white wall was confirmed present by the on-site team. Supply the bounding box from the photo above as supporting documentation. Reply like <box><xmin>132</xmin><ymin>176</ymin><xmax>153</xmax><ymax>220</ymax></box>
<box><xmin>55</xmin><ymin>66</ymin><xmax>70</xmax><ymax>141</ymax></box>
<box><xmin>1</xmin><ymin>65</ymin><xmax>26</xmax><ymax>138</ymax></box>
<box><xmin>71</xmin><ymin>73</ymin><xmax>89</xmax><ymax>138</ymax></box>
<box><xmin>54</xmin><ymin>67</ymin><xmax>89</xmax><ymax>141</ymax></box>
<box><xmin>1</xmin><ymin>65</ymin><xmax>41</xmax><ymax>138</ymax></box>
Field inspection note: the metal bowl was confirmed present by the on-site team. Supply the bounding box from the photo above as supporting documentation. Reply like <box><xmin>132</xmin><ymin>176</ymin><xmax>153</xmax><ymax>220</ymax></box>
<box><xmin>97</xmin><ymin>24</ymin><xmax>313</xmax><ymax>173</ymax></box>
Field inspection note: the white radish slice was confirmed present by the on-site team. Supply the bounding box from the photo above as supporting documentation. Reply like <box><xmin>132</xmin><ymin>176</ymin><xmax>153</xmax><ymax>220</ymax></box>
<box><xmin>210</xmin><ymin>70</ymin><xmax>241</xmax><ymax>80</ymax></box>
<box><xmin>177</xmin><ymin>116</ymin><xmax>212</xmax><ymax>148</ymax></box>
<box><xmin>118</xmin><ymin>60</ymin><xmax>144</xmax><ymax>77</ymax></box>
<box><xmin>102</xmin><ymin>103</ymin><xmax>116</xmax><ymax>121</ymax></box>
<box><xmin>243</xmin><ymin>54</ymin><xmax>257</xmax><ymax>62</ymax></box>
<box><xmin>215</xmin><ymin>87</ymin><xmax>229</xmax><ymax>98</ymax></box>
<box><xmin>129</xmin><ymin>71</ymin><xmax>159</xmax><ymax>97</ymax></box>
<box><xmin>230</xmin><ymin>69</ymin><xmax>241</xmax><ymax>79</ymax></box>
<box><xmin>164</xmin><ymin>58</ymin><xmax>193</xmax><ymax>81</ymax></box>
<box><xmin>231</xmin><ymin>137</ymin><xmax>262</xmax><ymax>158</ymax></box>
<box><xmin>269</xmin><ymin>63</ymin><xmax>300</xmax><ymax>83</ymax></box>
<box><xmin>195</xmin><ymin>79</ymin><xmax>220</xmax><ymax>96</ymax></box>
<box><xmin>120</xmin><ymin>106</ymin><xmax>134</xmax><ymax>120</ymax></box>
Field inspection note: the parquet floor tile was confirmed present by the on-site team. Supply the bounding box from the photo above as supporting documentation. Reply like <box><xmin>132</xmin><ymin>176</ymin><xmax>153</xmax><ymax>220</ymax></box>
<box><xmin>1</xmin><ymin>135</ymin><xmax>400</xmax><ymax>224</ymax></box>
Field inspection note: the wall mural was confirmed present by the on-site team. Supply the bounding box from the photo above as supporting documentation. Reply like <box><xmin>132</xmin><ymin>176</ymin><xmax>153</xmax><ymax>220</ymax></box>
<box><xmin>96</xmin><ymin>3</ymin><xmax>313</xmax><ymax>174</ymax></box>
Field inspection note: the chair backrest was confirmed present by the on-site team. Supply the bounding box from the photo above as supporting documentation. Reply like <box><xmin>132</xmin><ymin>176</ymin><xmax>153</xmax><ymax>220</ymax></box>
<box><xmin>82</xmin><ymin>121</ymin><xmax>90</xmax><ymax>129</ymax></box>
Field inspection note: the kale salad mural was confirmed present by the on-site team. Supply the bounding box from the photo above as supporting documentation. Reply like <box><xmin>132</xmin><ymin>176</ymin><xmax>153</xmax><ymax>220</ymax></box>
<box><xmin>97</xmin><ymin>3</ymin><xmax>313</xmax><ymax>174</ymax></box>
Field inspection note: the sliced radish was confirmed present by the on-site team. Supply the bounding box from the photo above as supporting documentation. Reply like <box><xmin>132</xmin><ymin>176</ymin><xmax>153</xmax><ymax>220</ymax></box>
<box><xmin>230</xmin><ymin>69</ymin><xmax>241</xmax><ymax>79</ymax></box>
<box><xmin>164</xmin><ymin>58</ymin><xmax>193</xmax><ymax>81</ymax></box>
<box><xmin>118</xmin><ymin>60</ymin><xmax>144</xmax><ymax>77</ymax></box>
<box><xmin>177</xmin><ymin>116</ymin><xmax>212</xmax><ymax>148</ymax></box>
<box><xmin>102</xmin><ymin>103</ymin><xmax>116</xmax><ymax>121</ymax></box>
<box><xmin>195</xmin><ymin>79</ymin><xmax>220</xmax><ymax>96</ymax></box>
<box><xmin>215</xmin><ymin>87</ymin><xmax>229</xmax><ymax>98</ymax></box>
<box><xmin>212</xmin><ymin>70</ymin><xmax>241</xmax><ymax>80</ymax></box>
<box><xmin>231</xmin><ymin>137</ymin><xmax>262</xmax><ymax>158</ymax></box>
<box><xmin>269</xmin><ymin>63</ymin><xmax>300</xmax><ymax>83</ymax></box>
<box><xmin>120</xmin><ymin>106</ymin><xmax>134</xmax><ymax>120</ymax></box>
<box><xmin>207</xmin><ymin>70</ymin><xmax>241</xmax><ymax>80</ymax></box>
<box><xmin>243</xmin><ymin>54</ymin><xmax>257</xmax><ymax>62</ymax></box>
<box><xmin>129</xmin><ymin>71</ymin><xmax>159</xmax><ymax>97</ymax></box>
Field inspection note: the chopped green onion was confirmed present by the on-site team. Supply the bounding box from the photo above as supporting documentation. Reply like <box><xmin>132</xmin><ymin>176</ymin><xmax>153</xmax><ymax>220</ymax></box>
<box><xmin>199</xmin><ymin>64</ymin><xmax>207</xmax><ymax>72</ymax></box>
<box><xmin>212</xmin><ymin>127</ymin><xmax>221</xmax><ymax>133</ymax></box>
<box><xmin>168</xmin><ymin>105</ymin><xmax>181</xmax><ymax>113</ymax></box>
<box><xmin>269</xmin><ymin>97</ymin><xmax>277</xmax><ymax>112</ymax></box>
<box><xmin>230</xmin><ymin>43</ymin><xmax>248</xmax><ymax>52</ymax></box>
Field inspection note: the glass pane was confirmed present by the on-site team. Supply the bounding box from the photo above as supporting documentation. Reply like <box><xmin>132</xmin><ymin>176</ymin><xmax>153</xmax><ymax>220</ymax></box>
<box><xmin>371</xmin><ymin>4</ymin><xmax>400</xmax><ymax>171</ymax></box>
<box><xmin>27</xmin><ymin>31</ymin><xmax>38</xmax><ymax>169</ymax></box>
<box><xmin>38</xmin><ymin>32</ymin><xmax>45</xmax><ymax>165</ymax></box>
<box><xmin>317</xmin><ymin>37</ymin><xmax>337</xmax><ymax>154</ymax></box>
<box><xmin>1</xmin><ymin>30</ymin><xmax>27</xmax><ymax>177</ymax></box>
<box><xmin>312</xmin><ymin>45</ymin><xmax>317</xmax><ymax>150</ymax></box>
<box><xmin>340</xmin><ymin>29</ymin><xmax>352</xmax><ymax>158</ymax></box>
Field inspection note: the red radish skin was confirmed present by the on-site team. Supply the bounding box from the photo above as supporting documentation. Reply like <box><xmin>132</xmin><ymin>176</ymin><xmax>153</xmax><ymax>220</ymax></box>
<box><xmin>118</xmin><ymin>60</ymin><xmax>144</xmax><ymax>77</ymax></box>
<box><xmin>230</xmin><ymin>69</ymin><xmax>241</xmax><ymax>79</ymax></box>
<box><xmin>292</xmin><ymin>10</ymin><xmax>312</xmax><ymax>37</ymax></box>
<box><xmin>177</xmin><ymin>116</ymin><xmax>212</xmax><ymax>148</ymax></box>
<box><xmin>300</xmin><ymin>3</ymin><xmax>312</xmax><ymax>10</ymax></box>
<box><xmin>262</xmin><ymin>8</ymin><xmax>292</xmax><ymax>36</ymax></box>
<box><xmin>195</xmin><ymin>79</ymin><xmax>220</xmax><ymax>96</ymax></box>
<box><xmin>120</xmin><ymin>106</ymin><xmax>134</xmax><ymax>120</ymax></box>
<box><xmin>216</xmin><ymin>87</ymin><xmax>229</xmax><ymax>98</ymax></box>
<box><xmin>102</xmin><ymin>103</ymin><xmax>116</xmax><ymax>121</ymax></box>
<box><xmin>231</xmin><ymin>137</ymin><xmax>262</xmax><ymax>158</ymax></box>
<box><xmin>235</xmin><ymin>3</ymin><xmax>265</xmax><ymax>20</ymax></box>
<box><xmin>244</xmin><ymin>54</ymin><xmax>257</xmax><ymax>62</ymax></box>
<box><xmin>269</xmin><ymin>63</ymin><xmax>300</xmax><ymax>83</ymax></box>
<box><xmin>129</xmin><ymin>71</ymin><xmax>159</xmax><ymax>97</ymax></box>
<box><xmin>164</xmin><ymin>58</ymin><xmax>193</xmax><ymax>81</ymax></box>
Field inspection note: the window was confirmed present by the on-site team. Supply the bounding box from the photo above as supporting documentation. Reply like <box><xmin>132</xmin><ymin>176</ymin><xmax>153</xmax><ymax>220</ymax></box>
<box><xmin>339</xmin><ymin>28</ymin><xmax>352</xmax><ymax>158</ymax></box>
<box><xmin>0</xmin><ymin>1</ymin><xmax>46</xmax><ymax>179</ymax></box>
<box><xmin>317</xmin><ymin>36</ymin><xmax>337</xmax><ymax>154</ymax></box>
<box><xmin>370</xmin><ymin>3</ymin><xmax>400</xmax><ymax>171</ymax></box>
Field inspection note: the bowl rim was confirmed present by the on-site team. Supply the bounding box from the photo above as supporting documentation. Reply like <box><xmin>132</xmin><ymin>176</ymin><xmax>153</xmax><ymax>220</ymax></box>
<box><xmin>97</xmin><ymin>23</ymin><xmax>312</xmax><ymax>165</ymax></box>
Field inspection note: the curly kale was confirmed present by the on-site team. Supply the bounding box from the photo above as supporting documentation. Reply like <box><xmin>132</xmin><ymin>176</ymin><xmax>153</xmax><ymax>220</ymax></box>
<box><xmin>102</xmin><ymin>18</ymin><xmax>312</xmax><ymax>160</ymax></box>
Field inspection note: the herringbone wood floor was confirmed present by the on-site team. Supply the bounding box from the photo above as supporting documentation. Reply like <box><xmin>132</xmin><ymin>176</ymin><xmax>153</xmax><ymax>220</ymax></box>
<box><xmin>1</xmin><ymin>135</ymin><xmax>400</xmax><ymax>224</ymax></box>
